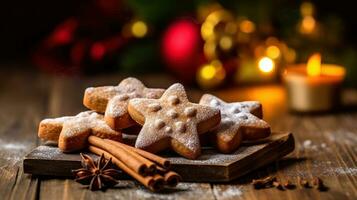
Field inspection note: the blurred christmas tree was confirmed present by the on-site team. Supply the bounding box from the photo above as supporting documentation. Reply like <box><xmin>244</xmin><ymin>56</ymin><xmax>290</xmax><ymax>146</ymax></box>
<box><xmin>34</xmin><ymin>0</ymin><xmax>357</xmax><ymax>88</ymax></box>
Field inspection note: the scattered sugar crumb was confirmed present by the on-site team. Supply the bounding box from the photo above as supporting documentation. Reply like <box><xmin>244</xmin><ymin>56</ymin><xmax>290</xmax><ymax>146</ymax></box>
<box><xmin>31</xmin><ymin>146</ymin><xmax>64</xmax><ymax>160</ymax></box>
<box><xmin>168</xmin><ymin>145</ymin><xmax>262</xmax><ymax>165</ymax></box>
<box><xmin>301</xmin><ymin>139</ymin><xmax>318</xmax><ymax>151</ymax></box>
<box><xmin>300</xmin><ymin>140</ymin><xmax>329</xmax><ymax>152</ymax></box>
<box><xmin>321</xmin><ymin>143</ymin><xmax>327</xmax><ymax>148</ymax></box>
<box><xmin>330</xmin><ymin>167</ymin><xmax>357</xmax><ymax>176</ymax></box>
<box><xmin>303</xmin><ymin>140</ymin><xmax>312</xmax><ymax>148</ymax></box>
<box><xmin>213</xmin><ymin>185</ymin><xmax>243</xmax><ymax>199</ymax></box>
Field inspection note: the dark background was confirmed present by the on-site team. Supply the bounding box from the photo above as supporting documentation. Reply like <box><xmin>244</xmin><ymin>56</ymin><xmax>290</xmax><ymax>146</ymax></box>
<box><xmin>0</xmin><ymin>1</ymin><xmax>80</xmax><ymax>61</ymax></box>
<box><xmin>0</xmin><ymin>0</ymin><xmax>356</xmax><ymax>88</ymax></box>
<box><xmin>0</xmin><ymin>0</ymin><xmax>356</xmax><ymax>62</ymax></box>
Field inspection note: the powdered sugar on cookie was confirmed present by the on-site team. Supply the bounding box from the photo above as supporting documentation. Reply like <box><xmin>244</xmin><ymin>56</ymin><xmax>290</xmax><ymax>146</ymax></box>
<box><xmin>83</xmin><ymin>77</ymin><xmax>165</xmax><ymax>130</ymax></box>
<box><xmin>129</xmin><ymin>83</ymin><xmax>221</xmax><ymax>159</ymax></box>
<box><xmin>200</xmin><ymin>94</ymin><xmax>271</xmax><ymax>153</ymax></box>
<box><xmin>38</xmin><ymin>111</ymin><xmax>122</xmax><ymax>152</ymax></box>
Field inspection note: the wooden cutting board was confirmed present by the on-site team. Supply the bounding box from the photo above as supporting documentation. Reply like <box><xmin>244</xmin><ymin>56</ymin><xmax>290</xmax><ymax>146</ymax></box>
<box><xmin>23</xmin><ymin>132</ymin><xmax>294</xmax><ymax>182</ymax></box>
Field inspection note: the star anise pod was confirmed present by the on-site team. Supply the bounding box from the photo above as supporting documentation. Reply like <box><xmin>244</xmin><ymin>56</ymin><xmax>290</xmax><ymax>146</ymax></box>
<box><xmin>72</xmin><ymin>153</ymin><xmax>121</xmax><ymax>190</ymax></box>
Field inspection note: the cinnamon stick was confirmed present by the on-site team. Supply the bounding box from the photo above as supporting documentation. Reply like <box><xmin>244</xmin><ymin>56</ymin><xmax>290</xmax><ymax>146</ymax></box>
<box><xmin>105</xmin><ymin>139</ymin><xmax>157</xmax><ymax>174</ymax></box>
<box><xmin>151</xmin><ymin>174</ymin><xmax>165</xmax><ymax>191</ymax></box>
<box><xmin>155</xmin><ymin>166</ymin><xmax>180</xmax><ymax>187</ymax></box>
<box><xmin>104</xmin><ymin>138</ymin><xmax>171</xmax><ymax>169</ymax></box>
<box><xmin>88</xmin><ymin>146</ymin><xmax>163</xmax><ymax>192</ymax></box>
<box><xmin>88</xmin><ymin>136</ymin><xmax>147</xmax><ymax>176</ymax></box>
<box><xmin>156</xmin><ymin>166</ymin><xmax>168</xmax><ymax>175</ymax></box>
<box><xmin>163</xmin><ymin>171</ymin><xmax>181</xmax><ymax>187</ymax></box>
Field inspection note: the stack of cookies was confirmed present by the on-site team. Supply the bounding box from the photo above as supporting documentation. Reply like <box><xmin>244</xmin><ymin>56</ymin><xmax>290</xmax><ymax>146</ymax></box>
<box><xmin>38</xmin><ymin>77</ymin><xmax>271</xmax><ymax>159</ymax></box>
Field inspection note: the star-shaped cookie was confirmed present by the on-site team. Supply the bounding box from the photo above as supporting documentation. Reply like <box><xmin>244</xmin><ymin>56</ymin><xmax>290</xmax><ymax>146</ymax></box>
<box><xmin>38</xmin><ymin>111</ymin><xmax>122</xmax><ymax>152</ymax></box>
<box><xmin>83</xmin><ymin>77</ymin><xmax>165</xmax><ymax>130</ymax></box>
<box><xmin>199</xmin><ymin>94</ymin><xmax>271</xmax><ymax>153</ymax></box>
<box><xmin>128</xmin><ymin>83</ymin><xmax>221</xmax><ymax>159</ymax></box>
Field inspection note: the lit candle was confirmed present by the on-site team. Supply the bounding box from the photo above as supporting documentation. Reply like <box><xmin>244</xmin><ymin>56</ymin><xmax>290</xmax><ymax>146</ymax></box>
<box><xmin>283</xmin><ymin>53</ymin><xmax>346</xmax><ymax>112</ymax></box>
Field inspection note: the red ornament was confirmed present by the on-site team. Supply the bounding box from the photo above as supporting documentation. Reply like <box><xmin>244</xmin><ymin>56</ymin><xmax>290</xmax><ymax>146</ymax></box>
<box><xmin>48</xmin><ymin>18</ymin><xmax>78</xmax><ymax>46</ymax></box>
<box><xmin>161</xmin><ymin>18</ymin><xmax>202</xmax><ymax>82</ymax></box>
<box><xmin>90</xmin><ymin>42</ymin><xmax>106</xmax><ymax>61</ymax></box>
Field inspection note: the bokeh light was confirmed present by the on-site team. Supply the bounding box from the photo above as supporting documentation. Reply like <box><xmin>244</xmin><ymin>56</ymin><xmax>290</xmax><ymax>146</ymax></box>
<box><xmin>266</xmin><ymin>45</ymin><xmax>280</xmax><ymax>59</ymax></box>
<box><xmin>201</xmin><ymin>21</ymin><xmax>214</xmax><ymax>41</ymax></box>
<box><xmin>258</xmin><ymin>57</ymin><xmax>275</xmax><ymax>73</ymax></box>
<box><xmin>197</xmin><ymin>60</ymin><xmax>226</xmax><ymax>88</ymax></box>
<box><xmin>90</xmin><ymin>42</ymin><xmax>106</xmax><ymax>61</ymax></box>
<box><xmin>203</xmin><ymin>41</ymin><xmax>217</xmax><ymax>59</ymax></box>
<box><xmin>285</xmin><ymin>48</ymin><xmax>297</xmax><ymax>63</ymax></box>
<box><xmin>301</xmin><ymin>16</ymin><xmax>316</xmax><ymax>34</ymax></box>
<box><xmin>300</xmin><ymin>2</ymin><xmax>314</xmax><ymax>17</ymax></box>
<box><xmin>201</xmin><ymin>9</ymin><xmax>233</xmax><ymax>41</ymax></box>
<box><xmin>131</xmin><ymin>21</ymin><xmax>148</xmax><ymax>38</ymax></box>
<box><xmin>201</xmin><ymin>64</ymin><xmax>216</xmax><ymax>80</ymax></box>
<box><xmin>225</xmin><ymin>22</ymin><xmax>237</xmax><ymax>34</ymax></box>
<box><xmin>240</xmin><ymin>20</ymin><xmax>255</xmax><ymax>34</ymax></box>
<box><xmin>219</xmin><ymin>36</ymin><xmax>233</xmax><ymax>50</ymax></box>
<box><xmin>162</xmin><ymin>19</ymin><xmax>199</xmax><ymax>66</ymax></box>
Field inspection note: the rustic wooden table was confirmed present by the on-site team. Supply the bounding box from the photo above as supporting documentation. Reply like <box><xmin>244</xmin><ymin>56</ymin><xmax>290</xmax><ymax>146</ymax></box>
<box><xmin>0</xmin><ymin>69</ymin><xmax>356</xmax><ymax>200</ymax></box>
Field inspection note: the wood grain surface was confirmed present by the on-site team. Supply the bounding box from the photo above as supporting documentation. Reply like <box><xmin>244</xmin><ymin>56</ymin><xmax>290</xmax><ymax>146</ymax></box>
<box><xmin>0</xmin><ymin>68</ymin><xmax>356</xmax><ymax>200</ymax></box>
<box><xmin>23</xmin><ymin>133</ymin><xmax>294</xmax><ymax>181</ymax></box>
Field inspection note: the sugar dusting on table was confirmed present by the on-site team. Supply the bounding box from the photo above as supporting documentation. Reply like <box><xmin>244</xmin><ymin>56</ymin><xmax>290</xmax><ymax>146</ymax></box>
<box><xmin>282</xmin><ymin>136</ymin><xmax>357</xmax><ymax>177</ymax></box>
<box><xmin>0</xmin><ymin>139</ymin><xmax>27</xmax><ymax>150</ymax></box>
<box><xmin>325</xmin><ymin>130</ymin><xmax>357</xmax><ymax>146</ymax></box>
<box><xmin>135</xmin><ymin>183</ymin><xmax>212</xmax><ymax>200</ymax></box>
<box><xmin>300</xmin><ymin>139</ymin><xmax>328</xmax><ymax>152</ymax></box>
<box><xmin>330</xmin><ymin>167</ymin><xmax>357</xmax><ymax>176</ymax></box>
<box><xmin>213</xmin><ymin>185</ymin><xmax>243</xmax><ymax>199</ymax></box>
<box><xmin>314</xmin><ymin>163</ymin><xmax>357</xmax><ymax>177</ymax></box>
<box><xmin>135</xmin><ymin>183</ymin><xmax>243</xmax><ymax>199</ymax></box>
<box><xmin>0</xmin><ymin>139</ymin><xmax>29</xmax><ymax>164</ymax></box>
<box><xmin>281</xmin><ymin>136</ymin><xmax>357</xmax><ymax>178</ymax></box>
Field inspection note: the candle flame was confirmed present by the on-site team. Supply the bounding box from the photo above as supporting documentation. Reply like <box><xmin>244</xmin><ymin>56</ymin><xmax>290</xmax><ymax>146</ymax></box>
<box><xmin>307</xmin><ymin>53</ymin><xmax>321</xmax><ymax>76</ymax></box>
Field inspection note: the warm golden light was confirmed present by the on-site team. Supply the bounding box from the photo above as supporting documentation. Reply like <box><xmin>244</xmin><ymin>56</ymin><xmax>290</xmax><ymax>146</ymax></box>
<box><xmin>201</xmin><ymin>10</ymin><xmax>233</xmax><ymax>41</ymax></box>
<box><xmin>225</xmin><ymin>22</ymin><xmax>237</xmax><ymax>34</ymax></box>
<box><xmin>203</xmin><ymin>42</ymin><xmax>217</xmax><ymax>59</ymax></box>
<box><xmin>300</xmin><ymin>2</ymin><xmax>314</xmax><ymax>17</ymax></box>
<box><xmin>258</xmin><ymin>57</ymin><xmax>275</xmax><ymax>73</ymax></box>
<box><xmin>197</xmin><ymin>60</ymin><xmax>226</xmax><ymax>88</ymax></box>
<box><xmin>265</xmin><ymin>37</ymin><xmax>279</xmax><ymax>46</ymax></box>
<box><xmin>285</xmin><ymin>48</ymin><xmax>297</xmax><ymax>63</ymax></box>
<box><xmin>201</xmin><ymin>21</ymin><xmax>214</xmax><ymax>40</ymax></box>
<box><xmin>219</xmin><ymin>36</ymin><xmax>233</xmax><ymax>50</ymax></box>
<box><xmin>307</xmin><ymin>53</ymin><xmax>321</xmax><ymax>76</ymax></box>
<box><xmin>200</xmin><ymin>64</ymin><xmax>217</xmax><ymax>80</ymax></box>
<box><xmin>321</xmin><ymin>65</ymin><xmax>346</xmax><ymax>77</ymax></box>
<box><xmin>131</xmin><ymin>21</ymin><xmax>148</xmax><ymax>38</ymax></box>
<box><xmin>197</xmin><ymin>3</ymin><xmax>222</xmax><ymax>22</ymax></box>
<box><xmin>254</xmin><ymin>45</ymin><xmax>265</xmax><ymax>58</ymax></box>
<box><xmin>300</xmin><ymin>16</ymin><xmax>316</xmax><ymax>34</ymax></box>
<box><xmin>266</xmin><ymin>45</ymin><xmax>280</xmax><ymax>59</ymax></box>
<box><xmin>240</xmin><ymin>20</ymin><xmax>255</xmax><ymax>33</ymax></box>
